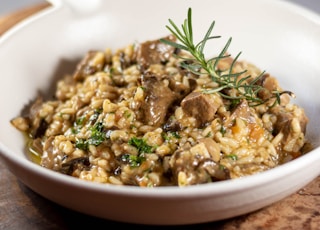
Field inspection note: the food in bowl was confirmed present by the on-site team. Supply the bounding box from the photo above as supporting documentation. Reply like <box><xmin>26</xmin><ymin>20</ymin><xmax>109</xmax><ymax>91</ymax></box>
<box><xmin>10</xmin><ymin>8</ymin><xmax>310</xmax><ymax>187</ymax></box>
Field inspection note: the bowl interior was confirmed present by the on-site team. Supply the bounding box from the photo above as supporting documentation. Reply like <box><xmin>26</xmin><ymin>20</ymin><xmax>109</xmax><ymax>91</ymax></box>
<box><xmin>1</xmin><ymin>0</ymin><xmax>320</xmax><ymax>156</ymax></box>
<box><xmin>1</xmin><ymin>0</ymin><xmax>320</xmax><ymax>224</ymax></box>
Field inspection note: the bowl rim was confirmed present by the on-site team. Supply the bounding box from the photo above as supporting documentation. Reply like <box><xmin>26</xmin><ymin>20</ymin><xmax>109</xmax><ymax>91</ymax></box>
<box><xmin>1</xmin><ymin>0</ymin><xmax>320</xmax><ymax>195</ymax></box>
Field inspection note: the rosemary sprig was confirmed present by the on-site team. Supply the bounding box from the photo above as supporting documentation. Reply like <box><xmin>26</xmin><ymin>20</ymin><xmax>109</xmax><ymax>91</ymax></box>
<box><xmin>160</xmin><ymin>8</ymin><xmax>293</xmax><ymax>107</ymax></box>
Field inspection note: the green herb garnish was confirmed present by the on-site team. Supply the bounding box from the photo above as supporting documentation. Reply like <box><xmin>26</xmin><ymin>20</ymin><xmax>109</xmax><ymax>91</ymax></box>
<box><xmin>128</xmin><ymin>137</ymin><xmax>154</xmax><ymax>154</ymax></box>
<box><xmin>160</xmin><ymin>8</ymin><xmax>293</xmax><ymax>107</ymax></box>
<box><xmin>89</xmin><ymin>121</ymin><xmax>105</xmax><ymax>145</ymax></box>
<box><xmin>75</xmin><ymin>138</ymin><xmax>88</xmax><ymax>150</ymax></box>
<box><xmin>89</xmin><ymin>109</ymin><xmax>102</xmax><ymax>123</ymax></box>
<box><xmin>121</xmin><ymin>153</ymin><xmax>146</xmax><ymax>167</ymax></box>
<box><xmin>76</xmin><ymin>116</ymin><xmax>86</xmax><ymax>126</ymax></box>
<box><xmin>122</xmin><ymin>137</ymin><xmax>155</xmax><ymax>168</ymax></box>
<box><xmin>75</xmin><ymin>121</ymin><xmax>106</xmax><ymax>150</ymax></box>
<box><xmin>162</xmin><ymin>131</ymin><xmax>181</xmax><ymax>141</ymax></box>
<box><xmin>226</xmin><ymin>154</ymin><xmax>238</xmax><ymax>161</ymax></box>
<box><xmin>220</xmin><ymin>126</ymin><xmax>226</xmax><ymax>136</ymax></box>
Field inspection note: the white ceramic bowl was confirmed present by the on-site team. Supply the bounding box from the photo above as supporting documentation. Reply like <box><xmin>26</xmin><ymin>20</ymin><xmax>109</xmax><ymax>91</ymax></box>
<box><xmin>1</xmin><ymin>0</ymin><xmax>320</xmax><ymax>225</ymax></box>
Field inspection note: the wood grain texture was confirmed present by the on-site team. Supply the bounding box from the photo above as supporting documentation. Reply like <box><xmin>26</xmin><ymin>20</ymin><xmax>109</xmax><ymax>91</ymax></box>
<box><xmin>1</xmin><ymin>3</ymin><xmax>320</xmax><ymax>230</ymax></box>
<box><xmin>0</xmin><ymin>2</ymin><xmax>50</xmax><ymax>36</ymax></box>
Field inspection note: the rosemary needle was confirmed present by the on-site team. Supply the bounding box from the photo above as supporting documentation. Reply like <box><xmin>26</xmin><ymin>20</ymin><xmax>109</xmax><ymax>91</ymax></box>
<box><xmin>160</xmin><ymin>8</ymin><xmax>293</xmax><ymax>107</ymax></box>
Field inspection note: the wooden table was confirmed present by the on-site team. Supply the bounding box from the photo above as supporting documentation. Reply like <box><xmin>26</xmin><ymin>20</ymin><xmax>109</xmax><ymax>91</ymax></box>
<box><xmin>1</xmin><ymin>3</ymin><xmax>320</xmax><ymax>230</ymax></box>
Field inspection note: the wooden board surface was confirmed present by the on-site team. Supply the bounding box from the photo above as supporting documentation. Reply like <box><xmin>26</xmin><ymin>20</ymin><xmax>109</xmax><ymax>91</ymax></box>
<box><xmin>1</xmin><ymin>3</ymin><xmax>320</xmax><ymax>229</ymax></box>
<box><xmin>0</xmin><ymin>2</ymin><xmax>50</xmax><ymax>36</ymax></box>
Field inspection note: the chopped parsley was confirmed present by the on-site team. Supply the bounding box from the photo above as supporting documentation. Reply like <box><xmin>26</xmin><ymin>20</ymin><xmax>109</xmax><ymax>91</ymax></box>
<box><xmin>75</xmin><ymin>138</ymin><xmax>88</xmax><ymax>150</ymax></box>
<box><xmin>121</xmin><ymin>153</ymin><xmax>146</xmax><ymax>167</ymax></box>
<box><xmin>76</xmin><ymin>116</ymin><xmax>86</xmax><ymax>126</ymax></box>
<box><xmin>128</xmin><ymin>137</ymin><xmax>154</xmax><ymax>154</ymax></box>
<box><xmin>121</xmin><ymin>137</ymin><xmax>155</xmax><ymax>168</ymax></box>
<box><xmin>220</xmin><ymin>126</ymin><xmax>226</xmax><ymax>136</ymax></box>
<box><xmin>124</xmin><ymin>110</ymin><xmax>132</xmax><ymax>118</ymax></box>
<box><xmin>162</xmin><ymin>131</ymin><xmax>181</xmax><ymax>141</ymax></box>
<box><xmin>89</xmin><ymin>122</ymin><xmax>105</xmax><ymax>144</ymax></box>
<box><xmin>72</xmin><ymin>115</ymin><xmax>86</xmax><ymax>134</ymax></box>
<box><xmin>226</xmin><ymin>154</ymin><xmax>238</xmax><ymax>161</ymax></box>
<box><xmin>205</xmin><ymin>131</ymin><xmax>212</xmax><ymax>137</ymax></box>
<box><xmin>89</xmin><ymin>109</ymin><xmax>102</xmax><ymax>123</ymax></box>
<box><xmin>75</xmin><ymin>121</ymin><xmax>106</xmax><ymax>150</ymax></box>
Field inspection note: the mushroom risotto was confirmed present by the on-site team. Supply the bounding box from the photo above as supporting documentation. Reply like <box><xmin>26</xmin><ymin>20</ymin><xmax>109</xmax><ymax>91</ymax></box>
<box><xmin>11</xmin><ymin>12</ymin><xmax>310</xmax><ymax>187</ymax></box>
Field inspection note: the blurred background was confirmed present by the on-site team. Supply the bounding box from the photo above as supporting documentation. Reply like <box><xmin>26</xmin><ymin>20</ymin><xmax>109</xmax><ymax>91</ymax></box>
<box><xmin>0</xmin><ymin>0</ymin><xmax>320</xmax><ymax>16</ymax></box>
<box><xmin>1</xmin><ymin>0</ymin><xmax>45</xmax><ymax>15</ymax></box>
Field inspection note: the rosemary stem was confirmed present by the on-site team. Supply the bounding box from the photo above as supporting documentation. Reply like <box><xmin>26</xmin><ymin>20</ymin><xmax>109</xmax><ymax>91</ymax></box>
<box><xmin>161</xmin><ymin>7</ymin><xmax>292</xmax><ymax>107</ymax></box>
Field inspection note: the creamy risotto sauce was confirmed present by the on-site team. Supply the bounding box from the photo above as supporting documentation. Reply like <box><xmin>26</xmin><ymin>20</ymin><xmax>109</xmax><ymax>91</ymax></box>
<box><xmin>11</xmin><ymin>35</ymin><xmax>309</xmax><ymax>187</ymax></box>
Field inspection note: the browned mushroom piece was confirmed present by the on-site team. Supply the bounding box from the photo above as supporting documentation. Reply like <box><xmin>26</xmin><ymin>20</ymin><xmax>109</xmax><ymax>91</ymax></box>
<box><xmin>140</xmin><ymin>72</ymin><xmax>177</xmax><ymax>127</ymax></box>
<box><xmin>271</xmin><ymin>105</ymin><xmax>308</xmax><ymax>152</ymax></box>
<box><xmin>135</xmin><ymin>35</ymin><xmax>176</xmax><ymax>71</ymax></box>
<box><xmin>224</xmin><ymin>99</ymin><xmax>256</xmax><ymax>128</ymax></box>
<box><xmin>73</xmin><ymin>51</ymin><xmax>106</xmax><ymax>81</ymax></box>
<box><xmin>181</xmin><ymin>91</ymin><xmax>221</xmax><ymax>127</ymax></box>
<box><xmin>60</xmin><ymin>157</ymin><xmax>90</xmax><ymax>175</ymax></box>
<box><xmin>169</xmin><ymin>143</ymin><xmax>229</xmax><ymax>186</ymax></box>
<box><xmin>255</xmin><ymin>73</ymin><xmax>291</xmax><ymax>105</ymax></box>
